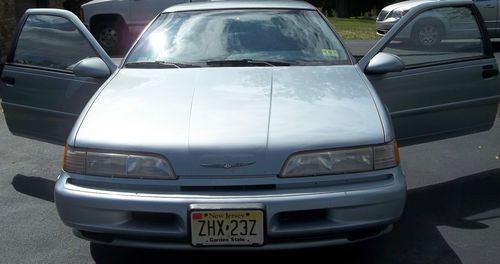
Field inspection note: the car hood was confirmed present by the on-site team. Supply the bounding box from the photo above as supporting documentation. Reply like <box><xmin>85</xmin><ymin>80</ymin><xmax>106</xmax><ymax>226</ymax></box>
<box><xmin>75</xmin><ymin>66</ymin><xmax>385</xmax><ymax>176</ymax></box>
<box><xmin>382</xmin><ymin>0</ymin><xmax>436</xmax><ymax>12</ymax></box>
<box><xmin>82</xmin><ymin>0</ymin><xmax>118</xmax><ymax>7</ymax></box>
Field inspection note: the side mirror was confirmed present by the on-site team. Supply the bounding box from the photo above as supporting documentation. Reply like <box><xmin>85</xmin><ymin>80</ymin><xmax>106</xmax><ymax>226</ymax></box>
<box><xmin>365</xmin><ymin>52</ymin><xmax>405</xmax><ymax>74</ymax></box>
<box><xmin>73</xmin><ymin>57</ymin><xmax>111</xmax><ymax>78</ymax></box>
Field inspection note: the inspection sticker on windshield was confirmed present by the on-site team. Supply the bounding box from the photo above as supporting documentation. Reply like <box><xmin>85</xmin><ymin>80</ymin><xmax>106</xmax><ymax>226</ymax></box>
<box><xmin>322</xmin><ymin>49</ymin><xmax>339</xmax><ymax>57</ymax></box>
<box><xmin>190</xmin><ymin>210</ymin><xmax>264</xmax><ymax>246</ymax></box>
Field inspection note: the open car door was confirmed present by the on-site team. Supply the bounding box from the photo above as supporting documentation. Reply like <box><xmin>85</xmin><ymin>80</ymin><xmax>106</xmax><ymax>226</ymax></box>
<box><xmin>0</xmin><ymin>9</ymin><xmax>116</xmax><ymax>145</ymax></box>
<box><xmin>359</xmin><ymin>0</ymin><xmax>499</xmax><ymax>146</ymax></box>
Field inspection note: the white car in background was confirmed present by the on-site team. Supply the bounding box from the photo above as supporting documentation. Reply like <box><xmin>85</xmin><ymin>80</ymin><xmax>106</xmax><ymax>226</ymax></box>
<box><xmin>377</xmin><ymin>0</ymin><xmax>499</xmax><ymax>47</ymax></box>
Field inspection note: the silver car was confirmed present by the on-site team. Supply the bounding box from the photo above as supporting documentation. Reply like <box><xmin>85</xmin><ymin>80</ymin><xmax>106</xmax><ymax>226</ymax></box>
<box><xmin>0</xmin><ymin>0</ymin><xmax>498</xmax><ymax>249</ymax></box>
<box><xmin>377</xmin><ymin>0</ymin><xmax>500</xmax><ymax>47</ymax></box>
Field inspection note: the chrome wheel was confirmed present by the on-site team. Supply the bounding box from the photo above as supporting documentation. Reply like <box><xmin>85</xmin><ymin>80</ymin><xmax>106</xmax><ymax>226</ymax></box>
<box><xmin>417</xmin><ymin>25</ymin><xmax>439</xmax><ymax>47</ymax></box>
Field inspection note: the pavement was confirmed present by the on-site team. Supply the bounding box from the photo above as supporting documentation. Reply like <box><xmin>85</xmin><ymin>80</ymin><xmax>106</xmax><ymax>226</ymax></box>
<box><xmin>345</xmin><ymin>40</ymin><xmax>379</xmax><ymax>59</ymax></box>
<box><xmin>0</xmin><ymin>41</ymin><xmax>499</xmax><ymax>263</ymax></box>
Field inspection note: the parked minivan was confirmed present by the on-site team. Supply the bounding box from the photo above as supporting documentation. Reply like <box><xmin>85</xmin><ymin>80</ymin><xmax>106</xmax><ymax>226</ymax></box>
<box><xmin>81</xmin><ymin>0</ymin><xmax>204</xmax><ymax>53</ymax></box>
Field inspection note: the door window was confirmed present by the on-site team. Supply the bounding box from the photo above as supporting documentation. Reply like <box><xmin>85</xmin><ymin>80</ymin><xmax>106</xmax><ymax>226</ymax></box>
<box><xmin>13</xmin><ymin>14</ymin><xmax>97</xmax><ymax>71</ymax></box>
<box><xmin>383</xmin><ymin>7</ymin><xmax>485</xmax><ymax>67</ymax></box>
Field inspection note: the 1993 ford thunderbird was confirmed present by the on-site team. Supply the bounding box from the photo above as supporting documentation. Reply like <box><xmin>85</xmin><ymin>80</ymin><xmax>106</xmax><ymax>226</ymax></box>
<box><xmin>0</xmin><ymin>0</ymin><xmax>498</xmax><ymax>249</ymax></box>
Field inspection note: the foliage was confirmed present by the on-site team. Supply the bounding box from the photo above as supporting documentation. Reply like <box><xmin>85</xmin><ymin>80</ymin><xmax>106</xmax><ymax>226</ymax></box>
<box><xmin>307</xmin><ymin>0</ymin><xmax>398</xmax><ymax>18</ymax></box>
<box><xmin>328</xmin><ymin>17</ymin><xmax>380</xmax><ymax>40</ymax></box>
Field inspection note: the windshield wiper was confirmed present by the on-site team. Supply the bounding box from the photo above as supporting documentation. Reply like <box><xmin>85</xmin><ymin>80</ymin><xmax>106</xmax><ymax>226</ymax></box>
<box><xmin>124</xmin><ymin>61</ymin><xmax>200</xmax><ymax>69</ymax></box>
<box><xmin>205</xmin><ymin>59</ymin><xmax>291</xmax><ymax>67</ymax></box>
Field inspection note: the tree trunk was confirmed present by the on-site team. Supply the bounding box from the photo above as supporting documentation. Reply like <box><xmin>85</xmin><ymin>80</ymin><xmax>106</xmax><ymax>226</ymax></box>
<box><xmin>0</xmin><ymin>0</ymin><xmax>16</xmax><ymax>59</ymax></box>
<box><xmin>335</xmin><ymin>0</ymin><xmax>349</xmax><ymax>18</ymax></box>
<box><xmin>323</xmin><ymin>0</ymin><xmax>334</xmax><ymax>17</ymax></box>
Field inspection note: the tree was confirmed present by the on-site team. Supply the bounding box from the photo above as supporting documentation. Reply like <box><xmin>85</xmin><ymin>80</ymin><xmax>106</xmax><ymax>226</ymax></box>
<box><xmin>335</xmin><ymin>0</ymin><xmax>349</xmax><ymax>18</ymax></box>
<box><xmin>305</xmin><ymin>0</ymin><xmax>333</xmax><ymax>16</ymax></box>
<box><xmin>307</xmin><ymin>0</ymin><xmax>397</xmax><ymax>18</ymax></box>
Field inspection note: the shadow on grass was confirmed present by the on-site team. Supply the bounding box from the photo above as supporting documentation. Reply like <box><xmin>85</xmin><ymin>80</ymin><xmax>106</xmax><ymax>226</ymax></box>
<box><xmin>90</xmin><ymin>168</ymin><xmax>500</xmax><ymax>264</ymax></box>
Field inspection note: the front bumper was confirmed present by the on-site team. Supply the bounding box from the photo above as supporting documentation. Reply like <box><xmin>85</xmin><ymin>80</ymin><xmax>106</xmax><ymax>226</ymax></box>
<box><xmin>376</xmin><ymin>21</ymin><xmax>397</xmax><ymax>36</ymax></box>
<box><xmin>54</xmin><ymin>167</ymin><xmax>406</xmax><ymax>250</ymax></box>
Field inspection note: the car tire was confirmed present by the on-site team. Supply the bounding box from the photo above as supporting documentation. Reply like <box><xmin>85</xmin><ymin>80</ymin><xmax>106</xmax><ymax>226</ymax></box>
<box><xmin>93</xmin><ymin>20</ymin><xmax>127</xmax><ymax>55</ymax></box>
<box><xmin>411</xmin><ymin>21</ymin><xmax>443</xmax><ymax>49</ymax></box>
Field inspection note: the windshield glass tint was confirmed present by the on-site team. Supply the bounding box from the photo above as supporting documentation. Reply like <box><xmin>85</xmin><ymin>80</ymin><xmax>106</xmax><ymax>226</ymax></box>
<box><xmin>125</xmin><ymin>9</ymin><xmax>350</xmax><ymax>66</ymax></box>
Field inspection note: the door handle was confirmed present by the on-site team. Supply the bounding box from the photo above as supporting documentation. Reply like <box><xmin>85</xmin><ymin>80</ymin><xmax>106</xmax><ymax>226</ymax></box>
<box><xmin>482</xmin><ymin>65</ymin><xmax>499</xmax><ymax>79</ymax></box>
<box><xmin>1</xmin><ymin>76</ymin><xmax>15</xmax><ymax>86</ymax></box>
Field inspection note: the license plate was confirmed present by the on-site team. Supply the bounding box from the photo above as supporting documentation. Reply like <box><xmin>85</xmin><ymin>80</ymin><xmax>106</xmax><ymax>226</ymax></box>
<box><xmin>190</xmin><ymin>210</ymin><xmax>264</xmax><ymax>246</ymax></box>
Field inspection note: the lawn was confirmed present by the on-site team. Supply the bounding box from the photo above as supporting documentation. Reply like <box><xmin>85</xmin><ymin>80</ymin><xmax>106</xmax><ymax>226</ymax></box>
<box><xmin>328</xmin><ymin>17</ymin><xmax>380</xmax><ymax>40</ymax></box>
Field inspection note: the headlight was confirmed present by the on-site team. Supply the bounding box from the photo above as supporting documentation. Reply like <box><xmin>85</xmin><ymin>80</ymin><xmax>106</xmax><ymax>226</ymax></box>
<box><xmin>388</xmin><ymin>10</ymin><xmax>403</xmax><ymax>19</ymax></box>
<box><xmin>63</xmin><ymin>146</ymin><xmax>176</xmax><ymax>179</ymax></box>
<box><xmin>280</xmin><ymin>140</ymin><xmax>399</xmax><ymax>178</ymax></box>
<box><xmin>387</xmin><ymin>9</ymin><xmax>408</xmax><ymax>20</ymax></box>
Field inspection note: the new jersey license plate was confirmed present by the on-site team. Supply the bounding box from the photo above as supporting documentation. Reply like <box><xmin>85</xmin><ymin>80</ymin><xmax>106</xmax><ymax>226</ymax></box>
<box><xmin>190</xmin><ymin>210</ymin><xmax>264</xmax><ymax>246</ymax></box>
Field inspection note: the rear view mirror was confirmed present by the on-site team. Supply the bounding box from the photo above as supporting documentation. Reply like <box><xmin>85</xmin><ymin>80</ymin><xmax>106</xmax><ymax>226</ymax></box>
<box><xmin>73</xmin><ymin>57</ymin><xmax>111</xmax><ymax>78</ymax></box>
<box><xmin>365</xmin><ymin>52</ymin><xmax>405</xmax><ymax>74</ymax></box>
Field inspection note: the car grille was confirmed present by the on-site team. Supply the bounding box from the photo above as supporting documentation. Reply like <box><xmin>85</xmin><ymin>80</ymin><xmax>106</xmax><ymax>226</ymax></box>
<box><xmin>267</xmin><ymin>226</ymin><xmax>387</xmax><ymax>243</ymax></box>
<box><xmin>76</xmin><ymin>226</ymin><xmax>388</xmax><ymax>246</ymax></box>
<box><xmin>180</xmin><ymin>184</ymin><xmax>276</xmax><ymax>192</ymax></box>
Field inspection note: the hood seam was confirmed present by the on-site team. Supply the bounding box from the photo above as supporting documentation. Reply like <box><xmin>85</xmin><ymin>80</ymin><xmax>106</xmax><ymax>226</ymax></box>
<box><xmin>266</xmin><ymin>68</ymin><xmax>275</xmax><ymax>152</ymax></box>
<box><xmin>186</xmin><ymin>70</ymin><xmax>199</xmax><ymax>175</ymax></box>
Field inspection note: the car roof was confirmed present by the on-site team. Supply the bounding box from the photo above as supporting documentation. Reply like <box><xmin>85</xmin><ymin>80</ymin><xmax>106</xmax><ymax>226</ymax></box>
<box><xmin>163</xmin><ymin>0</ymin><xmax>316</xmax><ymax>13</ymax></box>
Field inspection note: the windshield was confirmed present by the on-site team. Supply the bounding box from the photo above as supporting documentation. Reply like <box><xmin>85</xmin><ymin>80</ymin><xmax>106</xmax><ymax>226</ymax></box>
<box><xmin>124</xmin><ymin>9</ymin><xmax>351</xmax><ymax>67</ymax></box>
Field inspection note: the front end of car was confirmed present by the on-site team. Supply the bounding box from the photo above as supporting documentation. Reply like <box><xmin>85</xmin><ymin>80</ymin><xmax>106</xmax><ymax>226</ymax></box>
<box><xmin>376</xmin><ymin>8</ymin><xmax>409</xmax><ymax>36</ymax></box>
<box><xmin>55</xmin><ymin>141</ymin><xmax>406</xmax><ymax>249</ymax></box>
<box><xmin>376</xmin><ymin>0</ymin><xmax>438</xmax><ymax>36</ymax></box>
<box><xmin>54</xmin><ymin>1</ymin><xmax>408</xmax><ymax>250</ymax></box>
<box><xmin>54</xmin><ymin>65</ymin><xmax>407</xmax><ymax>248</ymax></box>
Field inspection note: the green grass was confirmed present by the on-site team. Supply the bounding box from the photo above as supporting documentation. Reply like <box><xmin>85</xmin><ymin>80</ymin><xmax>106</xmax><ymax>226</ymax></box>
<box><xmin>328</xmin><ymin>17</ymin><xmax>380</xmax><ymax>40</ymax></box>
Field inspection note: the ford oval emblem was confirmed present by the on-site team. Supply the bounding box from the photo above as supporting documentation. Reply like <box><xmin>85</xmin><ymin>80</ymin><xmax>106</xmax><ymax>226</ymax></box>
<box><xmin>200</xmin><ymin>161</ymin><xmax>256</xmax><ymax>169</ymax></box>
